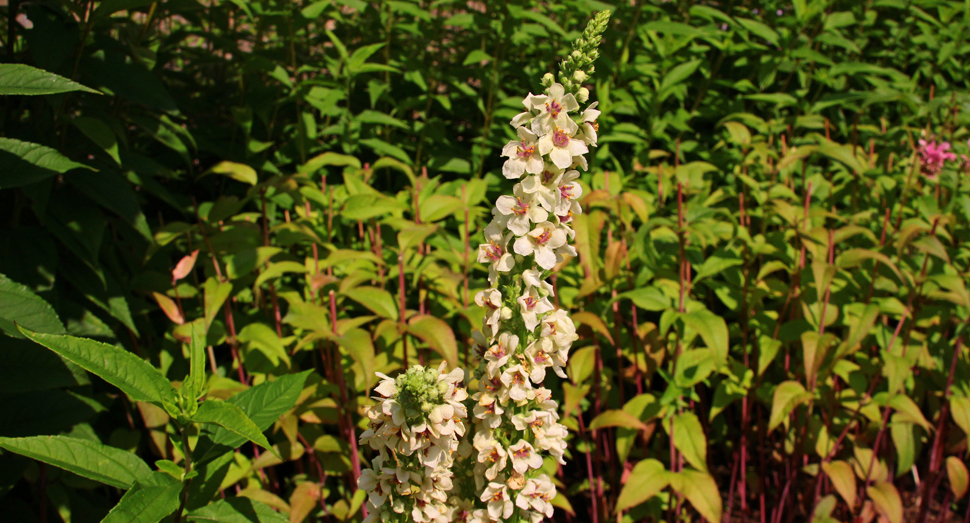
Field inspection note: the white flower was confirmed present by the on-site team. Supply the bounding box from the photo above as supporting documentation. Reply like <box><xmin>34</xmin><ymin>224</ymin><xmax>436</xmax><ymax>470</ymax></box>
<box><xmin>535</xmin><ymin>422</ymin><xmax>568</xmax><ymax>464</ymax></box>
<box><xmin>477</xmin><ymin>220</ymin><xmax>515</xmax><ymax>287</ymax></box>
<box><xmin>508</xmin><ymin>440</ymin><xmax>543</xmax><ymax>474</ymax></box>
<box><xmin>475</xmin><ymin>438</ymin><xmax>508</xmax><ymax>481</ymax></box>
<box><xmin>511</xmin><ymin>93</ymin><xmax>537</xmax><ymax>128</ymax></box>
<box><xmin>516</xmin><ymin>286</ymin><xmax>554</xmax><ymax>333</ymax></box>
<box><xmin>500</xmin><ymin>364</ymin><xmax>533</xmax><ymax>402</ymax></box>
<box><xmin>495</xmin><ymin>185</ymin><xmax>549</xmax><ymax>236</ymax></box>
<box><xmin>520</xmin><ymin>165</ymin><xmax>563</xmax><ymax>212</ymax></box>
<box><xmin>513</xmin><ymin>222</ymin><xmax>568</xmax><ymax>270</ymax></box>
<box><xmin>531</xmin><ymin>83</ymin><xmax>580</xmax><ymax>134</ymax></box>
<box><xmin>541</xmin><ymin>309</ymin><xmax>578</xmax><ymax>349</ymax></box>
<box><xmin>501</xmin><ymin>127</ymin><xmax>544</xmax><ymax>179</ymax></box>
<box><xmin>578</xmin><ymin>101</ymin><xmax>600</xmax><ymax>146</ymax></box>
<box><xmin>358</xmin><ymin>468</ymin><xmax>391</xmax><ymax>508</ymax></box>
<box><xmin>554</xmin><ymin>170</ymin><xmax>583</xmax><ymax>216</ymax></box>
<box><xmin>524</xmin><ymin>338</ymin><xmax>555</xmax><ymax>382</ymax></box>
<box><xmin>522</xmin><ymin>269</ymin><xmax>555</xmax><ymax>296</ymax></box>
<box><xmin>481</xmin><ymin>483</ymin><xmax>515</xmax><ymax>520</ymax></box>
<box><xmin>515</xmin><ymin>475</ymin><xmax>556</xmax><ymax>518</ymax></box>
<box><xmin>475</xmin><ymin>288</ymin><xmax>504</xmax><ymax>336</ymax></box>
<box><xmin>484</xmin><ymin>332</ymin><xmax>517</xmax><ymax>378</ymax></box>
<box><xmin>512</xmin><ymin>409</ymin><xmax>558</xmax><ymax>438</ymax></box>
<box><xmin>538</xmin><ymin>121</ymin><xmax>588</xmax><ymax>170</ymax></box>
<box><xmin>473</xmin><ymin>391</ymin><xmax>505</xmax><ymax>429</ymax></box>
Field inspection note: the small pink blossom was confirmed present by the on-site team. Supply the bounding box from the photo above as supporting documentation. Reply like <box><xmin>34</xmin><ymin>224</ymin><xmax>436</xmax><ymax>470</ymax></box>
<box><xmin>918</xmin><ymin>139</ymin><xmax>956</xmax><ymax>180</ymax></box>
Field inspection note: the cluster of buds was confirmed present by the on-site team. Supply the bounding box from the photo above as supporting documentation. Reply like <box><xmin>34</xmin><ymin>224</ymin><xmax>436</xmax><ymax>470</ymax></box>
<box><xmin>554</xmin><ymin>10</ymin><xmax>611</xmax><ymax>100</ymax></box>
<box><xmin>457</xmin><ymin>13</ymin><xmax>608</xmax><ymax>519</ymax></box>
<box><xmin>358</xmin><ymin>364</ymin><xmax>468</xmax><ymax>523</ymax></box>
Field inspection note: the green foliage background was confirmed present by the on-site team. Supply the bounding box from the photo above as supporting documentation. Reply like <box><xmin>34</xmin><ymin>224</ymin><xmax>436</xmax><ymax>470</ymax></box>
<box><xmin>1</xmin><ymin>0</ymin><xmax>970</xmax><ymax>522</ymax></box>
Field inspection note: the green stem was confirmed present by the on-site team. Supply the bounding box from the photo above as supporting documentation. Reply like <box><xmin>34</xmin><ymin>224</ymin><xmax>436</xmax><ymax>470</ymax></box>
<box><xmin>172</xmin><ymin>425</ymin><xmax>194</xmax><ymax>523</ymax></box>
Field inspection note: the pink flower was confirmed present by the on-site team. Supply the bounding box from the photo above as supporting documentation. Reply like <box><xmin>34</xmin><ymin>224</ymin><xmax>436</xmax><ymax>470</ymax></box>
<box><xmin>961</xmin><ymin>140</ymin><xmax>970</xmax><ymax>175</ymax></box>
<box><xmin>918</xmin><ymin>139</ymin><xmax>956</xmax><ymax>180</ymax></box>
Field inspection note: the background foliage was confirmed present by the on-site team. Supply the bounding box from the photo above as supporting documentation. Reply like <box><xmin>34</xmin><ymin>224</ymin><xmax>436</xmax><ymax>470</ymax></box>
<box><xmin>1</xmin><ymin>0</ymin><xmax>970</xmax><ymax>522</ymax></box>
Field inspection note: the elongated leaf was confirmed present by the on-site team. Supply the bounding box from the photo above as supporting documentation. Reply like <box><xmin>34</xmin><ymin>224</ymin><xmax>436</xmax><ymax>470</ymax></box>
<box><xmin>822</xmin><ymin>460</ymin><xmax>856</xmax><ymax>508</ymax></box>
<box><xmin>949</xmin><ymin>396</ymin><xmax>970</xmax><ymax>437</ymax></box>
<box><xmin>407</xmin><ymin>315</ymin><xmax>458</xmax><ymax>369</ymax></box>
<box><xmin>616</xmin><ymin>286</ymin><xmax>671</xmax><ymax>311</ymax></box>
<box><xmin>205</xmin><ymin>161</ymin><xmax>257</xmax><ymax>186</ymax></box>
<box><xmin>187</xmin><ymin>498</ymin><xmax>289</xmax><ymax>523</ymax></box>
<box><xmin>0</xmin><ymin>138</ymin><xmax>92</xmax><ymax>189</ymax></box>
<box><xmin>669</xmin><ymin>412</ymin><xmax>708</xmax><ymax>473</ymax></box>
<box><xmin>190</xmin><ymin>399</ymin><xmax>273</xmax><ymax>453</ymax></box>
<box><xmin>344</xmin><ymin>286</ymin><xmax>398</xmax><ymax>320</ymax></box>
<box><xmin>682</xmin><ymin>309</ymin><xmax>729</xmax><ymax>367</ymax></box>
<box><xmin>867</xmin><ymin>482</ymin><xmax>902</xmax><ymax>523</ymax></box>
<box><xmin>571</xmin><ymin>311</ymin><xmax>614</xmax><ymax>345</ymax></box>
<box><xmin>0</xmin><ymin>63</ymin><xmax>100</xmax><ymax>95</ymax></box>
<box><xmin>18</xmin><ymin>327</ymin><xmax>176</xmax><ymax>406</ymax></box>
<box><xmin>588</xmin><ymin>410</ymin><xmax>648</xmax><ymax>431</ymax></box>
<box><xmin>0</xmin><ymin>273</ymin><xmax>66</xmax><ymax>337</ymax></box>
<box><xmin>0</xmin><ymin>435</ymin><xmax>151</xmax><ymax>489</ymax></box>
<box><xmin>102</xmin><ymin>472</ymin><xmax>182</xmax><ymax>523</ymax></box>
<box><xmin>769</xmin><ymin>381</ymin><xmax>812</xmax><ymax>432</ymax></box>
<box><xmin>615</xmin><ymin>459</ymin><xmax>668</xmax><ymax>511</ymax></box>
<box><xmin>668</xmin><ymin>468</ymin><xmax>722</xmax><ymax>523</ymax></box>
<box><xmin>947</xmin><ymin>456</ymin><xmax>969</xmax><ymax>499</ymax></box>
<box><xmin>196</xmin><ymin>371</ymin><xmax>312</xmax><ymax>462</ymax></box>
<box><xmin>183</xmin><ymin>319</ymin><xmax>207</xmax><ymax>401</ymax></box>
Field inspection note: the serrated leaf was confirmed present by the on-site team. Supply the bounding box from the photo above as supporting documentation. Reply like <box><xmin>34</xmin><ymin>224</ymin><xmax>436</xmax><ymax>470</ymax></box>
<box><xmin>102</xmin><ymin>472</ymin><xmax>182</xmax><ymax>523</ymax></box>
<box><xmin>615</xmin><ymin>459</ymin><xmax>668</xmax><ymax>511</ymax></box>
<box><xmin>0</xmin><ymin>435</ymin><xmax>151</xmax><ymax>489</ymax></box>
<box><xmin>187</xmin><ymin>498</ymin><xmax>289</xmax><ymax>523</ymax></box>
<box><xmin>407</xmin><ymin>314</ymin><xmax>458</xmax><ymax>369</ymax></box>
<box><xmin>0</xmin><ymin>63</ymin><xmax>100</xmax><ymax>95</ymax></box>
<box><xmin>190</xmin><ymin>399</ymin><xmax>273</xmax><ymax>454</ymax></box>
<box><xmin>18</xmin><ymin>327</ymin><xmax>176</xmax><ymax>406</ymax></box>
<box><xmin>0</xmin><ymin>273</ymin><xmax>66</xmax><ymax>337</ymax></box>
<box><xmin>0</xmin><ymin>138</ymin><xmax>93</xmax><ymax>189</ymax></box>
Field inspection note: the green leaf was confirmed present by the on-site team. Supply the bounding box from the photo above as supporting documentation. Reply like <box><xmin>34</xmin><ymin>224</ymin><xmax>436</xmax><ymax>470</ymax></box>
<box><xmin>255</xmin><ymin>261</ymin><xmax>308</xmax><ymax>288</ymax></box>
<box><xmin>821</xmin><ymin>460</ymin><xmax>856</xmax><ymax>508</ymax></box>
<box><xmin>355</xmin><ymin>110</ymin><xmax>407</xmax><ymax>129</ymax></box>
<box><xmin>187</xmin><ymin>498</ymin><xmax>289</xmax><ymax>523</ymax></box>
<box><xmin>190</xmin><ymin>399</ymin><xmax>274</xmax><ymax>454</ymax></box>
<box><xmin>462</xmin><ymin>50</ymin><xmax>493</xmax><ymax>66</ymax></box>
<box><xmin>419</xmin><ymin>195</ymin><xmax>463</xmax><ymax>223</ymax></box>
<box><xmin>0</xmin><ymin>64</ymin><xmax>100</xmax><ymax>95</ymax></box>
<box><xmin>102</xmin><ymin>472</ymin><xmax>182</xmax><ymax>523</ymax></box>
<box><xmin>196</xmin><ymin>371</ymin><xmax>311</xmax><ymax>463</ymax></box>
<box><xmin>616</xmin><ymin>286</ymin><xmax>670</xmax><ymax>311</ymax></box>
<box><xmin>335</xmin><ymin>328</ymin><xmax>376</xmax><ymax>391</ymax></box>
<box><xmin>660</xmin><ymin>59</ymin><xmax>702</xmax><ymax>94</ymax></box>
<box><xmin>615</xmin><ymin>459</ymin><xmax>668</xmax><ymax>511</ymax></box>
<box><xmin>204</xmin><ymin>161</ymin><xmax>257</xmax><ymax>186</ymax></box>
<box><xmin>682</xmin><ymin>309</ymin><xmax>729</xmax><ymax>368</ymax></box>
<box><xmin>949</xmin><ymin>396</ymin><xmax>970</xmax><ymax>437</ymax></box>
<box><xmin>0</xmin><ymin>138</ymin><xmax>93</xmax><ymax>189</ymax></box>
<box><xmin>203</xmin><ymin>278</ymin><xmax>232</xmax><ymax>331</ymax></box>
<box><xmin>769</xmin><ymin>381</ymin><xmax>813</xmax><ymax>432</ymax></box>
<box><xmin>668</xmin><ymin>468</ymin><xmax>722</xmax><ymax>523</ymax></box>
<box><xmin>17</xmin><ymin>327</ymin><xmax>177</xmax><ymax>406</ymax></box>
<box><xmin>946</xmin><ymin>456</ymin><xmax>969</xmax><ymax>499</ymax></box>
<box><xmin>668</xmin><ymin>412</ymin><xmax>708</xmax><ymax>472</ymax></box>
<box><xmin>867</xmin><ymin>482</ymin><xmax>902</xmax><ymax>523</ymax></box>
<box><xmin>588</xmin><ymin>410</ymin><xmax>648</xmax><ymax>431</ymax></box>
<box><xmin>736</xmin><ymin>17</ymin><xmax>780</xmax><ymax>45</ymax></box>
<box><xmin>183</xmin><ymin>319</ymin><xmax>207</xmax><ymax>401</ymax></box>
<box><xmin>345</xmin><ymin>286</ymin><xmax>398</xmax><ymax>320</ymax></box>
<box><xmin>300</xmin><ymin>152</ymin><xmax>361</xmax><ymax>174</ymax></box>
<box><xmin>0</xmin><ymin>273</ymin><xmax>66</xmax><ymax>338</ymax></box>
<box><xmin>73</xmin><ymin>116</ymin><xmax>121</xmax><ymax>165</ymax></box>
<box><xmin>887</xmin><ymin>395</ymin><xmax>930</xmax><ymax>431</ymax></box>
<box><xmin>407</xmin><ymin>314</ymin><xmax>458</xmax><ymax>369</ymax></box>
<box><xmin>0</xmin><ymin>435</ymin><xmax>151</xmax><ymax>489</ymax></box>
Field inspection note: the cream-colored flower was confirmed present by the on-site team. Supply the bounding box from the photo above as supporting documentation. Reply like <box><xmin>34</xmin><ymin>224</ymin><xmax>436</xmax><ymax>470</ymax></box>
<box><xmin>476</xmin><ymin>439</ymin><xmax>508</xmax><ymax>481</ymax></box>
<box><xmin>500</xmin><ymin>364</ymin><xmax>533</xmax><ymax>402</ymax></box>
<box><xmin>522</xmin><ymin>269</ymin><xmax>555</xmax><ymax>296</ymax></box>
<box><xmin>513</xmin><ymin>222</ymin><xmax>568</xmax><ymax>270</ymax></box>
<box><xmin>578</xmin><ymin>101</ymin><xmax>600</xmax><ymax>146</ymax></box>
<box><xmin>531</xmin><ymin>83</ymin><xmax>580</xmax><ymax>134</ymax></box>
<box><xmin>475</xmin><ymin>288</ymin><xmax>504</xmax><ymax>336</ymax></box>
<box><xmin>524</xmin><ymin>338</ymin><xmax>554</xmax><ymax>382</ymax></box>
<box><xmin>541</xmin><ymin>309</ymin><xmax>578</xmax><ymax>349</ymax></box>
<box><xmin>538</xmin><ymin>121</ymin><xmax>588</xmax><ymax>170</ymax></box>
<box><xmin>519</xmin><ymin>166</ymin><xmax>563</xmax><ymax>213</ymax></box>
<box><xmin>502</xmin><ymin>127</ymin><xmax>544</xmax><ymax>179</ymax></box>
<box><xmin>481</xmin><ymin>482</ymin><xmax>515</xmax><ymax>520</ymax></box>
<box><xmin>495</xmin><ymin>185</ymin><xmax>549</xmax><ymax>236</ymax></box>
<box><xmin>516</xmin><ymin>286</ymin><xmax>554</xmax><ymax>332</ymax></box>
<box><xmin>477</xmin><ymin>220</ymin><xmax>515</xmax><ymax>286</ymax></box>
<box><xmin>510</xmin><ymin>93</ymin><xmax>537</xmax><ymax>128</ymax></box>
<box><xmin>515</xmin><ymin>475</ymin><xmax>556</xmax><ymax>517</ymax></box>
<box><xmin>485</xmin><ymin>331</ymin><xmax>517</xmax><ymax>377</ymax></box>
<box><xmin>508</xmin><ymin>439</ymin><xmax>543</xmax><ymax>474</ymax></box>
<box><xmin>554</xmin><ymin>170</ymin><xmax>583</xmax><ymax>216</ymax></box>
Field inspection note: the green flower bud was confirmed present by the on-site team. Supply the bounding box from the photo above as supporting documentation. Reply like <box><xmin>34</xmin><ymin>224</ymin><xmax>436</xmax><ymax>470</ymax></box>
<box><xmin>577</xmin><ymin>87</ymin><xmax>590</xmax><ymax>103</ymax></box>
<box><xmin>541</xmin><ymin>72</ymin><xmax>555</xmax><ymax>87</ymax></box>
<box><xmin>573</xmin><ymin>70</ymin><xmax>588</xmax><ymax>82</ymax></box>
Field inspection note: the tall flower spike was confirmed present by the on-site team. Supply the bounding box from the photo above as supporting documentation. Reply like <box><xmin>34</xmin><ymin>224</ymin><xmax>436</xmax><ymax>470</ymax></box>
<box><xmin>456</xmin><ymin>10</ymin><xmax>609</xmax><ymax>523</ymax></box>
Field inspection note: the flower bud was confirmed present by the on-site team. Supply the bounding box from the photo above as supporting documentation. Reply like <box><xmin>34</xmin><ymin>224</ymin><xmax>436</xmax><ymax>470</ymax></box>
<box><xmin>573</xmin><ymin>70</ymin><xmax>588</xmax><ymax>82</ymax></box>
<box><xmin>541</xmin><ymin>73</ymin><xmax>555</xmax><ymax>87</ymax></box>
<box><xmin>577</xmin><ymin>88</ymin><xmax>589</xmax><ymax>103</ymax></box>
<box><xmin>571</xmin><ymin>50</ymin><xmax>582</xmax><ymax>60</ymax></box>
